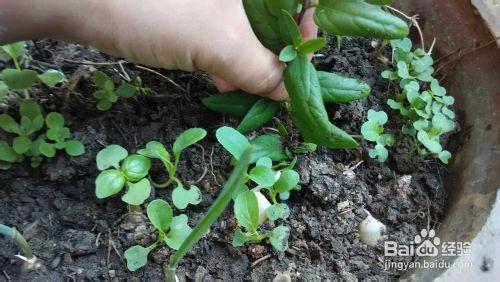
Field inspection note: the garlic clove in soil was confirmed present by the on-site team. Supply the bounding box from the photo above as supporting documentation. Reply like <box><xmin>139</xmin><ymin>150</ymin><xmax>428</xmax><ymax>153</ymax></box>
<box><xmin>359</xmin><ymin>211</ymin><xmax>386</xmax><ymax>247</ymax></box>
<box><xmin>252</xmin><ymin>189</ymin><xmax>272</xmax><ymax>224</ymax></box>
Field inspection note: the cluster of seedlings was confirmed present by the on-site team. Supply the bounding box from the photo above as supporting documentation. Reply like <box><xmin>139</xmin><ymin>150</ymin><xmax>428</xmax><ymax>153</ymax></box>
<box><xmin>1</xmin><ymin>0</ymin><xmax>458</xmax><ymax>280</ymax></box>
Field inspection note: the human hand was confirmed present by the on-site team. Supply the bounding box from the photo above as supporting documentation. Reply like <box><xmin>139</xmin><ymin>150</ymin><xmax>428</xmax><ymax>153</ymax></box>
<box><xmin>1</xmin><ymin>0</ymin><xmax>317</xmax><ymax>100</ymax></box>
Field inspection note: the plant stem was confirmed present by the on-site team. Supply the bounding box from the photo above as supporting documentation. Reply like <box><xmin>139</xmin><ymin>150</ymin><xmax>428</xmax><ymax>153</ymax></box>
<box><xmin>351</xmin><ymin>134</ymin><xmax>363</xmax><ymax>139</ymax></box>
<box><xmin>129</xmin><ymin>205</ymin><xmax>141</xmax><ymax>213</ymax></box>
<box><xmin>0</xmin><ymin>224</ymin><xmax>33</xmax><ymax>259</ymax></box>
<box><xmin>12</xmin><ymin>56</ymin><xmax>30</xmax><ymax>99</ymax></box>
<box><xmin>166</xmin><ymin>147</ymin><xmax>253</xmax><ymax>281</ymax></box>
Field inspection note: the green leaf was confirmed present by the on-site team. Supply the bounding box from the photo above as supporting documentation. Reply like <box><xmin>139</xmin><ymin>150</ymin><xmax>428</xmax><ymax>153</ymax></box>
<box><xmin>97</xmin><ymin>99</ymin><xmax>113</xmax><ymax>111</ymax></box>
<box><xmin>243</xmin><ymin>0</ymin><xmax>281</xmax><ymax>50</ymax></box>
<box><xmin>265</xmin><ymin>0</ymin><xmax>296</xmax><ymax>17</ymax></box>
<box><xmin>45</xmin><ymin>112</ymin><xmax>65</xmax><ymax>128</ymax></box>
<box><xmin>417</xmin><ymin>131</ymin><xmax>442</xmax><ymax>154</ymax></box>
<box><xmin>124</xmin><ymin>245</ymin><xmax>153</xmax><ymax>271</ymax></box>
<box><xmin>237</xmin><ymin>99</ymin><xmax>281</xmax><ymax>134</ymax></box>
<box><xmin>92</xmin><ymin>71</ymin><xmax>110</xmax><ymax>88</ymax></box>
<box><xmin>367</xmin><ymin>109</ymin><xmax>388</xmax><ymax>125</ymax></box>
<box><xmin>297</xmin><ymin>38</ymin><xmax>327</xmax><ymax>54</ymax></box>
<box><xmin>2</xmin><ymin>69</ymin><xmax>38</xmax><ymax>90</ymax></box>
<box><xmin>138</xmin><ymin>141</ymin><xmax>170</xmax><ymax>164</ymax></box>
<box><xmin>249</xmin><ymin>165</ymin><xmax>276</xmax><ymax>187</ymax></box>
<box><xmin>279</xmin><ymin>9</ymin><xmax>302</xmax><ymax>46</ymax></box>
<box><xmin>202</xmin><ymin>91</ymin><xmax>260</xmax><ymax>118</ymax></box>
<box><xmin>361</xmin><ymin>120</ymin><xmax>381</xmax><ymax>142</ymax></box>
<box><xmin>417</xmin><ymin>69</ymin><xmax>434</xmax><ymax>82</ymax></box>
<box><xmin>116</xmin><ymin>82</ymin><xmax>137</xmax><ymax>98</ymax></box>
<box><xmin>430</xmin><ymin>79</ymin><xmax>446</xmax><ymax>96</ymax></box>
<box><xmin>96</xmin><ymin>144</ymin><xmax>128</xmax><ymax>170</ymax></box>
<box><xmin>172</xmin><ymin>184</ymin><xmax>202</xmax><ymax>209</ymax></box>
<box><xmin>378</xmin><ymin>134</ymin><xmax>395</xmax><ymax>146</ymax></box>
<box><xmin>381</xmin><ymin>70</ymin><xmax>398</xmax><ymax>80</ymax></box>
<box><xmin>234</xmin><ymin>190</ymin><xmax>260</xmax><ymax>231</ymax></box>
<box><xmin>13</xmin><ymin>136</ymin><xmax>31</xmax><ymax>154</ymax></box>
<box><xmin>0</xmin><ymin>141</ymin><xmax>21</xmax><ymax>162</ymax></box>
<box><xmin>95</xmin><ymin>169</ymin><xmax>126</xmax><ymax>198</ymax></box>
<box><xmin>284</xmin><ymin>53</ymin><xmax>358</xmax><ymax>149</ymax></box>
<box><xmin>269</xmin><ymin>226</ymin><xmax>290</xmax><ymax>251</ymax></box>
<box><xmin>249</xmin><ymin>134</ymin><xmax>287</xmax><ymax>164</ymax></box>
<box><xmin>373</xmin><ymin>144</ymin><xmax>389</xmax><ymax>162</ymax></box>
<box><xmin>314</xmin><ymin>0</ymin><xmax>409</xmax><ymax>39</ymax></box>
<box><xmin>173</xmin><ymin>128</ymin><xmax>207</xmax><ymax>159</ymax></box>
<box><xmin>317</xmin><ymin>71</ymin><xmax>371</xmax><ymax>103</ymax></box>
<box><xmin>38</xmin><ymin>70</ymin><xmax>65</xmax><ymax>87</ymax></box>
<box><xmin>279</xmin><ymin>45</ymin><xmax>298</xmax><ymax>62</ymax></box>
<box><xmin>442</xmin><ymin>96</ymin><xmax>455</xmax><ymax>106</ymax></box>
<box><xmin>215</xmin><ymin>126</ymin><xmax>251</xmax><ymax>160</ymax></box>
<box><xmin>164</xmin><ymin>214</ymin><xmax>192</xmax><ymax>250</ymax></box>
<box><xmin>266</xmin><ymin>203</ymin><xmax>290</xmax><ymax>220</ymax></box>
<box><xmin>121</xmin><ymin>154</ymin><xmax>151</xmax><ymax>182</ymax></box>
<box><xmin>64</xmin><ymin>140</ymin><xmax>85</xmax><ymax>156</ymax></box>
<box><xmin>0</xmin><ymin>81</ymin><xmax>9</xmax><ymax>100</ymax></box>
<box><xmin>46</xmin><ymin>127</ymin><xmax>70</xmax><ymax>142</ymax></box>
<box><xmin>402</xmin><ymin>124</ymin><xmax>416</xmax><ymax>136</ymax></box>
<box><xmin>432</xmin><ymin>113</ymin><xmax>455</xmax><ymax>133</ymax></box>
<box><xmin>1</xmin><ymin>42</ymin><xmax>26</xmax><ymax>60</ymax></box>
<box><xmin>39</xmin><ymin>142</ymin><xmax>56</xmax><ymax>157</ymax></box>
<box><xmin>147</xmin><ymin>199</ymin><xmax>173</xmax><ymax>232</ymax></box>
<box><xmin>122</xmin><ymin>179</ymin><xmax>151</xmax><ymax>205</ymax></box>
<box><xmin>442</xmin><ymin>107</ymin><xmax>456</xmax><ymax>119</ymax></box>
<box><xmin>274</xmin><ymin>169</ymin><xmax>299</xmax><ymax>193</ymax></box>
<box><xmin>438</xmin><ymin>150</ymin><xmax>451</xmax><ymax>164</ymax></box>
<box><xmin>232</xmin><ymin>229</ymin><xmax>256</xmax><ymax>247</ymax></box>
<box><xmin>390</xmin><ymin>38</ymin><xmax>412</xmax><ymax>52</ymax></box>
<box><xmin>256</xmin><ymin>157</ymin><xmax>273</xmax><ymax>168</ymax></box>
<box><xmin>397</xmin><ymin>61</ymin><xmax>410</xmax><ymax>79</ymax></box>
<box><xmin>365</xmin><ymin>0</ymin><xmax>395</xmax><ymax>4</ymax></box>
<box><xmin>413</xmin><ymin>119</ymin><xmax>430</xmax><ymax>131</ymax></box>
<box><xmin>0</xmin><ymin>114</ymin><xmax>20</xmax><ymax>134</ymax></box>
<box><xmin>387</xmin><ymin>99</ymin><xmax>408</xmax><ymax>116</ymax></box>
<box><xmin>19</xmin><ymin>100</ymin><xmax>42</xmax><ymax>120</ymax></box>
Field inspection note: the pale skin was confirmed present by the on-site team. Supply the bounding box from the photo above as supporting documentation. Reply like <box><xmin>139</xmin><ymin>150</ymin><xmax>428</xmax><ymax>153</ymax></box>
<box><xmin>0</xmin><ymin>0</ymin><xmax>317</xmax><ymax>100</ymax></box>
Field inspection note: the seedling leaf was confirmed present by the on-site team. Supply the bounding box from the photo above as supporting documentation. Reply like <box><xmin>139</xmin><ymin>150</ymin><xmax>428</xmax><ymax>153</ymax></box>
<box><xmin>266</xmin><ymin>203</ymin><xmax>290</xmax><ymax>220</ymax></box>
<box><xmin>173</xmin><ymin>128</ymin><xmax>207</xmax><ymax>159</ymax></box>
<box><xmin>122</xmin><ymin>179</ymin><xmax>151</xmax><ymax>205</ymax></box>
<box><xmin>147</xmin><ymin>199</ymin><xmax>173</xmax><ymax>232</ymax></box>
<box><xmin>249</xmin><ymin>166</ymin><xmax>276</xmax><ymax>187</ymax></box>
<box><xmin>234</xmin><ymin>190</ymin><xmax>260</xmax><ymax>231</ymax></box>
<box><xmin>164</xmin><ymin>214</ymin><xmax>192</xmax><ymax>250</ymax></box>
<box><xmin>45</xmin><ymin>112</ymin><xmax>65</xmax><ymax>128</ymax></box>
<box><xmin>120</xmin><ymin>154</ymin><xmax>151</xmax><ymax>182</ymax></box>
<box><xmin>39</xmin><ymin>70</ymin><xmax>65</xmax><ymax>87</ymax></box>
<box><xmin>95</xmin><ymin>169</ymin><xmax>126</xmax><ymax>198</ymax></box>
<box><xmin>124</xmin><ymin>245</ymin><xmax>153</xmax><ymax>271</ymax></box>
<box><xmin>65</xmin><ymin>140</ymin><xmax>85</xmax><ymax>156</ymax></box>
<box><xmin>274</xmin><ymin>169</ymin><xmax>299</xmax><ymax>193</ymax></box>
<box><xmin>172</xmin><ymin>184</ymin><xmax>202</xmax><ymax>209</ymax></box>
<box><xmin>96</xmin><ymin>144</ymin><xmax>128</xmax><ymax>170</ymax></box>
<box><xmin>215</xmin><ymin>126</ymin><xmax>251</xmax><ymax>160</ymax></box>
<box><xmin>269</xmin><ymin>226</ymin><xmax>289</xmax><ymax>251</ymax></box>
<box><xmin>2</xmin><ymin>69</ymin><xmax>38</xmax><ymax>90</ymax></box>
<box><xmin>250</xmin><ymin>134</ymin><xmax>287</xmax><ymax>163</ymax></box>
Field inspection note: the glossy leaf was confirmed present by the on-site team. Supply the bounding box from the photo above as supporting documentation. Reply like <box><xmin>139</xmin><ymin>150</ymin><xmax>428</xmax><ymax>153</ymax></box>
<box><xmin>237</xmin><ymin>99</ymin><xmax>281</xmax><ymax>134</ymax></box>
<box><xmin>279</xmin><ymin>45</ymin><xmax>297</xmax><ymax>62</ymax></box>
<box><xmin>297</xmin><ymin>38</ymin><xmax>327</xmax><ymax>54</ymax></box>
<box><xmin>65</xmin><ymin>140</ymin><xmax>85</xmax><ymax>156</ymax></box>
<box><xmin>278</xmin><ymin>9</ymin><xmax>301</xmax><ymax>46</ymax></box>
<box><xmin>2</xmin><ymin>69</ymin><xmax>38</xmax><ymax>90</ymax></box>
<box><xmin>96</xmin><ymin>144</ymin><xmax>128</xmax><ymax>170</ymax></box>
<box><xmin>314</xmin><ymin>0</ymin><xmax>409</xmax><ymax>39</ymax></box>
<box><xmin>39</xmin><ymin>70</ymin><xmax>65</xmax><ymax>87</ymax></box>
<box><xmin>147</xmin><ymin>199</ymin><xmax>173</xmax><ymax>232</ymax></box>
<box><xmin>1</xmin><ymin>42</ymin><xmax>26</xmax><ymax>60</ymax></box>
<box><xmin>243</xmin><ymin>0</ymin><xmax>281</xmax><ymax>50</ymax></box>
<box><xmin>0</xmin><ymin>114</ymin><xmax>20</xmax><ymax>134</ymax></box>
<box><xmin>121</xmin><ymin>154</ymin><xmax>151</xmax><ymax>182</ymax></box>
<box><xmin>284</xmin><ymin>54</ymin><xmax>358</xmax><ymax>149</ymax></box>
<box><xmin>45</xmin><ymin>112</ymin><xmax>65</xmax><ymax>128</ymax></box>
<box><xmin>95</xmin><ymin>169</ymin><xmax>126</xmax><ymax>198</ymax></box>
<box><xmin>317</xmin><ymin>71</ymin><xmax>371</xmax><ymax>103</ymax></box>
<box><xmin>249</xmin><ymin>165</ymin><xmax>276</xmax><ymax>187</ymax></box>
<box><xmin>138</xmin><ymin>141</ymin><xmax>171</xmax><ymax>164</ymax></box>
<box><xmin>438</xmin><ymin>150</ymin><xmax>451</xmax><ymax>164</ymax></box>
<box><xmin>274</xmin><ymin>169</ymin><xmax>299</xmax><ymax>193</ymax></box>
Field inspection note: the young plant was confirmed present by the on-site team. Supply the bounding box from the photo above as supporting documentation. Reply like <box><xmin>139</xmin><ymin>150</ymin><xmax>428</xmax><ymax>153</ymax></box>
<box><xmin>215</xmin><ymin>126</ymin><xmax>300</xmax><ymax>251</ymax></box>
<box><xmin>91</xmin><ymin>71</ymin><xmax>149</xmax><ymax>111</ymax></box>
<box><xmin>0</xmin><ymin>100</ymin><xmax>84</xmax><ymax>169</ymax></box>
<box><xmin>361</xmin><ymin>110</ymin><xmax>395</xmax><ymax>162</ymax></box>
<box><xmin>137</xmin><ymin>128</ymin><xmax>207</xmax><ymax>209</ymax></box>
<box><xmin>381</xmin><ymin>38</ymin><xmax>456</xmax><ymax>163</ymax></box>
<box><xmin>1</xmin><ymin>42</ymin><xmax>66</xmax><ymax>100</ymax></box>
<box><xmin>0</xmin><ymin>224</ymin><xmax>39</xmax><ymax>268</ymax></box>
<box><xmin>203</xmin><ymin>0</ymin><xmax>407</xmax><ymax>148</ymax></box>
<box><xmin>124</xmin><ymin>199</ymin><xmax>192</xmax><ymax>271</ymax></box>
<box><xmin>95</xmin><ymin>144</ymin><xmax>152</xmax><ymax>206</ymax></box>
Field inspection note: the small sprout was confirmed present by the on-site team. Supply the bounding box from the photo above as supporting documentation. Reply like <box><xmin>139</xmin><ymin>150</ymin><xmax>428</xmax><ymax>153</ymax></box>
<box><xmin>91</xmin><ymin>71</ymin><xmax>145</xmax><ymax>111</ymax></box>
<box><xmin>361</xmin><ymin>110</ymin><xmax>394</xmax><ymax>162</ymax></box>
<box><xmin>359</xmin><ymin>212</ymin><xmax>386</xmax><ymax>247</ymax></box>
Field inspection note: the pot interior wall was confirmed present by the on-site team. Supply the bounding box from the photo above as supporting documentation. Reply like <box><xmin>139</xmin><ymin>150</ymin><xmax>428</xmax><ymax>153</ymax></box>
<box><xmin>396</xmin><ymin>0</ymin><xmax>500</xmax><ymax>279</ymax></box>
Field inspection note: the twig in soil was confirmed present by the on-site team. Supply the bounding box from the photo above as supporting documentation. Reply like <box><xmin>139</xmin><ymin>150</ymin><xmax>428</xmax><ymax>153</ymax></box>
<box><xmin>135</xmin><ymin>65</ymin><xmax>186</xmax><ymax>92</ymax></box>
<box><xmin>107</xmin><ymin>230</ymin><xmax>125</xmax><ymax>267</ymax></box>
<box><xmin>95</xmin><ymin>232</ymin><xmax>102</xmax><ymax>247</ymax></box>
<box><xmin>209</xmin><ymin>145</ymin><xmax>221</xmax><ymax>186</ymax></box>
<box><xmin>62</xmin><ymin>58</ymin><xmax>129</xmax><ymax>66</ymax></box>
<box><xmin>251</xmin><ymin>254</ymin><xmax>272</xmax><ymax>267</ymax></box>
<box><xmin>193</xmin><ymin>144</ymin><xmax>208</xmax><ymax>184</ymax></box>
<box><xmin>385</xmin><ymin>6</ymin><xmax>426</xmax><ymax>53</ymax></box>
<box><xmin>3</xmin><ymin>270</ymin><xmax>11</xmax><ymax>281</ymax></box>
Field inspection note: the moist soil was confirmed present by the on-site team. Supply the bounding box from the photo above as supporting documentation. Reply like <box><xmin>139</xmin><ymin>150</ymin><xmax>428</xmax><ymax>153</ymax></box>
<box><xmin>0</xmin><ymin>37</ymin><xmax>447</xmax><ymax>281</ymax></box>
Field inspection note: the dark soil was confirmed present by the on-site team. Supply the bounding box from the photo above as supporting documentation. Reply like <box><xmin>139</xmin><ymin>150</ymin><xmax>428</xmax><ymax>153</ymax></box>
<box><xmin>0</xmin><ymin>36</ymin><xmax>447</xmax><ymax>281</ymax></box>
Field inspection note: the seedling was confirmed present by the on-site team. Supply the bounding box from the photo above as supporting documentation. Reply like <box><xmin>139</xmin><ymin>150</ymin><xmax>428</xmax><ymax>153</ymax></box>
<box><xmin>0</xmin><ymin>100</ymin><xmax>84</xmax><ymax>169</ymax></box>
<box><xmin>95</xmin><ymin>144</ymin><xmax>152</xmax><ymax>206</ymax></box>
<box><xmin>360</xmin><ymin>110</ymin><xmax>395</xmax><ymax>162</ymax></box>
<box><xmin>203</xmin><ymin>0</ymin><xmax>407</xmax><ymax>148</ymax></box>
<box><xmin>215</xmin><ymin>126</ymin><xmax>300</xmax><ymax>251</ymax></box>
<box><xmin>124</xmin><ymin>199</ymin><xmax>192</xmax><ymax>271</ymax></box>
<box><xmin>91</xmin><ymin>71</ymin><xmax>149</xmax><ymax>111</ymax></box>
<box><xmin>1</xmin><ymin>42</ymin><xmax>66</xmax><ymax>100</ymax></box>
<box><xmin>0</xmin><ymin>224</ymin><xmax>39</xmax><ymax>268</ymax></box>
<box><xmin>138</xmin><ymin>128</ymin><xmax>207</xmax><ymax>209</ymax></box>
<box><xmin>382</xmin><ymin>38</ymin><xmax>456</xmax><ymax>163</ymax></box>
